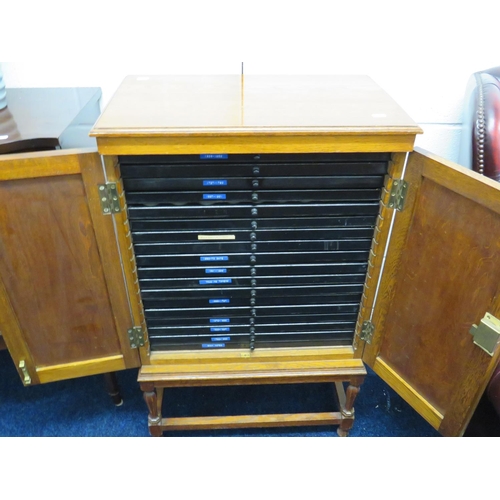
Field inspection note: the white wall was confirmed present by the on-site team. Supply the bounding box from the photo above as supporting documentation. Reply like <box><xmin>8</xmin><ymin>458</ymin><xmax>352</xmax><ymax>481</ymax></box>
<box><xmin>2</xmin><ymin>1</ymin><xmax>499</xmax><ymax>164</ymax></box>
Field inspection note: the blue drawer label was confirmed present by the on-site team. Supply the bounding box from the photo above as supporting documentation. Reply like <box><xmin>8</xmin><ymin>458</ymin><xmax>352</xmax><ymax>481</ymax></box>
<box><xmin>203</xmin><ymin>193</ymin><xmax>226</xmax><ymax>200</ymax></box>
<box><xmin>200</xmin><ymin>279</ymin><xmax>232</xmax><ymax>285</ymax></box>
<box><xmin>201</xmin><ymin>256</ymin><xmax>229</xmax><ymax>262</ymax></box>
<box><xmin>211</xmin><ymin>337</ymin><xmax>231</xmax><ymax>342</ymax></box>
<box><xmin>202</xmin><ymin>343</ymin><xmax>226</xmax><ymax>349</ymax></box>
<box><xmin>210</xmin><ymin>318</ymin><xmax>230</xmax><ymax>324</ymax></box>
<box><xmin>205</xmin><ymin>268</ymin><xmax>227</xmax><ymax>274</ymax></box>
<box><xmin>209</xmin><ymin>299</ymin><xmax>230</xmax><ymax>304</ymax></box>
<box><xmin>200</xmin><ymin>154</ymin><xmax>228</xmax><ymax>160</ymax></box>
<box><xmin>210</xmin><ymin>327</ymin><xmax>231</xmax><ymax>332</ymax></box>
<box><xmin>203</xmin><ymin>180</ymin><xmax>228</xmax><ymax>186</ymax></box>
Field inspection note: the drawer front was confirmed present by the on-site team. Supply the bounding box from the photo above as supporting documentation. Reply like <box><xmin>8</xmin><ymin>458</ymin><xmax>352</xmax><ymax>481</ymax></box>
<box><xmin>141</xmin><ymin>290</ymin><xmax>362</xmax><ymax>310</ymax></box>
<box><xmin>123</xmin><ymin>175</ymin><xmax>384</xmax><ymax>192</ymax></box>
<box><xmin>121</xmin><ymin>153</ymin><xmax>388</xmax><ymax>351</ymax></box>
<box><xmin>127</xmin><ymin>202</ymin><xmax>380</xmax><ymax>220</ymax></box>
<box><xmin>131</xmin><ymin>227</ymin><xmax>374</xmax><ymax>243</ymax></box>
<box><xmin>135</xmin><ymin>245</ymin><xmax>370</xmax><ymax>263</ymax></box>
<box><xmin>139</xmin><ymin>272</ymin><xmax>367</xmax><ymax>290</ymax></box>
<box><xmin>119</xmin><ymin>154</ymin><xmax>390</xmax><ymax>178</ymax></box>
<box><xmin>130</xmin><ymin>215</ymin><xmax>377</xmax><ymax>231</ymax></box>
<box><xmin>125</xmin><ymin>189</ymin><xmax>382</xmax><ymax>206</ymax></box>
<box><xmin>137</xmin><ymin>263</ymin><xmax>367</xmax><ymax>279</ymax></box>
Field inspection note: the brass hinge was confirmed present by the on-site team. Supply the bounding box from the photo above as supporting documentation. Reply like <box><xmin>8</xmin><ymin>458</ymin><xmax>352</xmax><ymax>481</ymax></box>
<box><xmin>387</xmin><ymin>179</ymin><xmax>408</xmax><ymax>211</ymax></box>
<box><xmin>98</xmin><ymin>183</ymin><xmax>121</xmax><ymax>215</ymax></box>
<box><xmin>19</xmin><ymin>360</ymin><xmax>32</xmax><ymax>386</ymax></box>
<box><xmin>128</xmin><ymin>326</ymin><xmax>145</xmax><ymax>349</ymax></box>
<box><xmin>469</xmin><ymin>313</ymin><xmax>500</xmax><ymax>356</ymax></box>
<box><xmin>360</xmin><ymin>321</ymin><xmax>375</xmax><ymax>344</ymax></box>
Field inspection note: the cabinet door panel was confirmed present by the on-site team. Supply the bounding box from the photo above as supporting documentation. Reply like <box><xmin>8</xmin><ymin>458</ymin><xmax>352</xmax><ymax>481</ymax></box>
<box><xmin>362</xmin><ymin>148</ymin><xmax>500</xmax><ymax>436</ymax></box>
<box><xmin>0</xmin><ymin>150</ymin><xmax>140</xmax><ymax>385</ymax></box>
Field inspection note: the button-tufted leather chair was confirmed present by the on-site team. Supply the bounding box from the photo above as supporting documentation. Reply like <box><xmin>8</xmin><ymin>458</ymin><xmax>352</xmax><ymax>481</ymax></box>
<box><xmin>460</xmin><ymin>66</ymin><xmax>500</xmax><ymax>433</ymax></box>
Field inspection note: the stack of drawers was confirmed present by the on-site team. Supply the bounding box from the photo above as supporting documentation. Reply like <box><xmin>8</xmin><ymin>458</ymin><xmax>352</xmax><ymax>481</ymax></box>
<box><xmin>120</xmin><ymin>153</ymin><xmax>389</xmax><ymax>352</ymax></box>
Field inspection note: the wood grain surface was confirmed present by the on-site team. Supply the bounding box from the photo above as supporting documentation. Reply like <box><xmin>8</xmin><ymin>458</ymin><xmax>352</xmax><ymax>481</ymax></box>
<box><xmin>92</xmin><ymin>75</ymin><xmax>421</xmax><ymax>135</ymax></box>
<box><xmin>92</xmin><ymin>75</ymin><xmax>421</xmax><ymax>155</ymax></box>
<box><xmin>0</xmin><ymin>172</ymin><xmax>121</xmax><ymax>367</ymax></box>
<box><xmin>363</xmin><ymin>149</ymin><xmax>500</xmax><ymax>436</ymax></box>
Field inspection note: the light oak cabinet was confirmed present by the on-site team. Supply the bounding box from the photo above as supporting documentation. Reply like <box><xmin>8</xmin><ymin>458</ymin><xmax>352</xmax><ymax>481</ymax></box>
<box><xmin>1</xmin><ymin>76</ymin><xmax>499</xmax><ymax>436</ymax></box>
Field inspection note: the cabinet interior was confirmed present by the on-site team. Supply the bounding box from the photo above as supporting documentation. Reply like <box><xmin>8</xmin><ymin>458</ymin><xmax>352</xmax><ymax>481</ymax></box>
<box><xmin>119</xmin><ymin>152</ymin><xmax>390</xmax><ymax>353</ymax></box>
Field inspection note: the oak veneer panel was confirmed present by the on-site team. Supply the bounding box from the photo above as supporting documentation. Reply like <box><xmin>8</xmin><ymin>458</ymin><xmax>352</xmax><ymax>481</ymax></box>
<box><xmin>378</xmin><ymin>177</ymin><xmax>500</xmax><ymax>416</ymax></box>
<box><xmin>0</xmin><ymin>174</ymin><xmax>122</xmax><ymax>366</ymax></box>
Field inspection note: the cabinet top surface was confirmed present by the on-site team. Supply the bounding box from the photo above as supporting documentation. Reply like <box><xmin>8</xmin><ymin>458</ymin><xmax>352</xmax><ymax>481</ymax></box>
<box><xmin>91</xmin><ymin>75</ymin><xmax>421</xmax><ymax>137</ymax></box>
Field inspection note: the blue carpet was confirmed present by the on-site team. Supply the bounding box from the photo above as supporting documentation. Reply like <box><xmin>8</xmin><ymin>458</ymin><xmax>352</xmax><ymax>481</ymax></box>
<box><xmin>0</xmin><ymin>349</ymin><xmax>440</xmax><ymax>437</ymax></box>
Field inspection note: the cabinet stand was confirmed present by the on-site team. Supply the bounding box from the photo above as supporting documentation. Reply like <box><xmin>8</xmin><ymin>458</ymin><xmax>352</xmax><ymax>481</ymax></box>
<box><xmin>138</xmin><ymin>362</ymin><xmax>365</xmax><ymax>437</ymax></box>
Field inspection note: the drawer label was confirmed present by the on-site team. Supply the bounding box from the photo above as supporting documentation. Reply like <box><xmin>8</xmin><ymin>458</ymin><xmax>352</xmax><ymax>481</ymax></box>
<box><xmin>210</xmin><ymin>327</ymin><xmax>230</xmax><ymax>332</ymax></box>
<box><xmin>202</xmin><ymin>343</ymin><xmax>226</xmax><ymax>349</ymax></box>
<box><xmin>200</xmin><ymin>154</ymin><xmax>228</xmax><ymax>160</ymax></box>
<box><xmin>201</xmin><ymin>255</ymin><xmax>229</xmax><ymax>262</ymax></box>
<box><xmin>199</xmin><ymin>279</ymin><xmax>232</xmax><ymax>285</ymax></box>
<box><xmin>203</xmin><ymin>193</ymin><xmax>226</xmax><ymax>200</ymax></box>
<box><xmin>205</xmin><ymin>268</ymin><xmax>227</xmax><ymax>274</ymax></box>
<box><xmin>210</xmin><ymin>318</ymin><xmax>230</xmax><ymax>323</ymax></box>
<box><xmin>198</xmin><ymin>234</ymin><xmax>235</xmax><ymax>241</ymax></box>
<box><xmin>203</xmin><ymin>180</ymin><xmax>228</xmax><ymax>186</ymax></box>
<box><xmin>209</xmin><ymin>299</ymin><xmax>230</xmax><ymax>304</ymax></box>
<box><xmin>211</xmin><ymin>337</ymin><xmax>231</xmax><ymax>341</ymax></box>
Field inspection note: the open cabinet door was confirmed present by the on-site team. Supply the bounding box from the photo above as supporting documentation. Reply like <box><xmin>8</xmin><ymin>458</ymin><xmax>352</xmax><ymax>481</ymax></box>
<box><xmin>362</xmin><ymin>148</ymin><xmax>500</xmax><ymax>436</ymax></box>
<box><xmin>0</xmin><ymin>149</ymin><xmax>140</xmax><ymax>386</ymax></box>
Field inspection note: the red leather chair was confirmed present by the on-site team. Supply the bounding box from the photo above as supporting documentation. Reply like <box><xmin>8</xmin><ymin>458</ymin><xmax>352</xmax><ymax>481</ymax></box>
<box><xmin>460</xmin><ymin>66</ymin><xmax>500</xmax><ymax>434</ymax></box>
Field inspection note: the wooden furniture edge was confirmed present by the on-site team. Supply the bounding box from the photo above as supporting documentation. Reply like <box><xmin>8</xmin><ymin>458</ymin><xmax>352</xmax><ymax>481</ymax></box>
<box><xmin>0</xmin><ymin>148</ymin><xmax>97</xmax><ymax>181</ymax></box>
<box><xmin>156</xmin><ymin>412</ymin><xmax>344</xmax><ymax>431</ymax></box>
<box><xmin>79</xmin><ymin>153</ymin><xmax>141</xmax><ymax>369</ymax></box>
<box><xmin>416</xmin><ymin>147</ymin><xmax>500</xmax><ymax>214</ymax></box>
<box><xmin>138</xmin><ymin>360</ymin><xmax>366</xmax><ymax>388</ymax></box>
<box><xmin>90</xmin><ymin>126</ymin><xmax>423</xmax><ymax>137</ymax></box>
<box><xmin>372</xmin><ymin>357</ymin><xmax>443</xmax><ymax>429</ymax></box>
<box><xmin>96</xmin><ymin>134</ymin><xmax>417</xmax><ymax>155</ymax></box>
<box><xmin>361</xmin><ymin>152</ymin><xmax>425</xmax><ymax>366</ymax></box>
<box><xmin>0</xmin><ymin>272</ymin><xmax>40</xmax><ymax>385</ymax></box>
<box><xmin>36</xmin><ymin>355</ymin><xmax>126</xmax><ymax>384</ymax></box>
<box><xmin>353</xmin><ymin>152</ymin><xmax>408</xmax><ymax>356</ymax></box>
<box><xmin>148</xmin><ymin>346</ymin><xmax>355</xmax><ymax>365</ymax></box>
<box><xmin>102</xmin><ymin>156</ymin><xmax>151</xmax><ymax>363</ymax></box>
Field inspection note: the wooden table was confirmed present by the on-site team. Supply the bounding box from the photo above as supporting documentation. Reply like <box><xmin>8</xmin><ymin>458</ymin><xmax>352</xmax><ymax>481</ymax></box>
<box><xmin>0</xmin><ymin>87</ymin><xmax>101</xmax><ymax>154</ymax></box>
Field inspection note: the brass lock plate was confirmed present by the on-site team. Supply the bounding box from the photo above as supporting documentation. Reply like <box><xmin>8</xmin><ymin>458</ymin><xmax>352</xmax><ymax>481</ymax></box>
<box><xmin>469</xmin><ymin>313</ymin><xmax>500</xmax><ymax>356</ymax></box>
<box><xmin>19</xmin><ymin>360</ymin><xmax>32</xmax><ymax>385</ymax></box>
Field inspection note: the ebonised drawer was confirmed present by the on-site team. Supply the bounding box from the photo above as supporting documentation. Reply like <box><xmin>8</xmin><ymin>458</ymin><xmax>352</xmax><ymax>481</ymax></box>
<box><xmin>120</xmin><ymin>153</ymin><xmax>388</xmax><ymax>351</ymax></box>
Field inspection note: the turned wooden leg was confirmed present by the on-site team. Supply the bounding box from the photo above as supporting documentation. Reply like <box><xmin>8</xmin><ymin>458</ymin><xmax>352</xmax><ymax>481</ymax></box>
<box><xmin>103</xmin><ymin>372</ymin><xmax>123</xmax><ymax>407</ymax></box>
<box><xmin>336</xmin><ymin>377</ymin><xmax>363</xmax><ymax>437</ymax></box>
<box><xmin>142</xmin><ymin>383</ymin><xmax>163</xmax><ymax>437</ymax></box>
